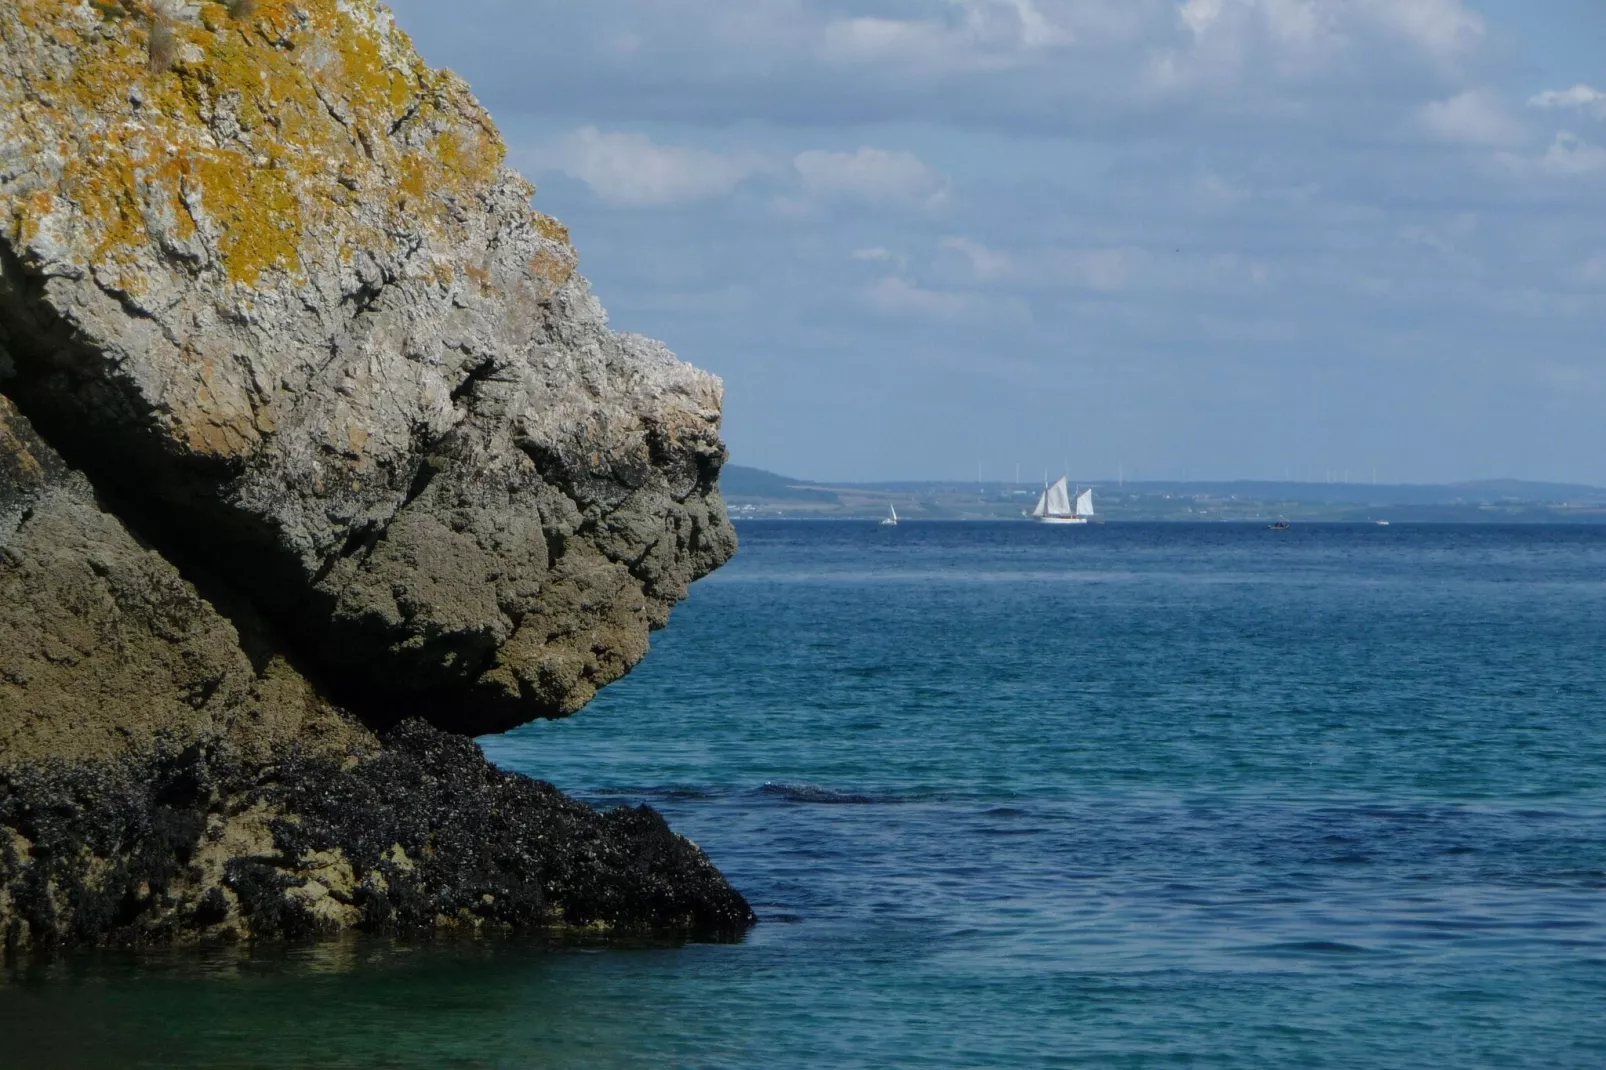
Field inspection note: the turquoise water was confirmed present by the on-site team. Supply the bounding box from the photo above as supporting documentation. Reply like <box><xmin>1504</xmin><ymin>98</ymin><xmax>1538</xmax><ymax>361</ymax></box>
<box><xmin>5</xmin><ymin>522</ymin><xmax>1606</xmax><ymax>1067</ymax></box>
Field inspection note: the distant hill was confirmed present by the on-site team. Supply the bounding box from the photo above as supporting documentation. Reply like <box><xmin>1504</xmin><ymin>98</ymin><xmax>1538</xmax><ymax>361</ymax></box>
<box><xmin>720</xmin><ymin>465</ymin><xmax>839</xmax><ymax>503</ymax></box>
<box><xmin>718</xmin><ymin>466</ymin><xmax>1606</xmax><ymax>522</ymax></box>
<box><xmin>1451</xmin><ymin>479</ymin><xmax>1606</xmax><ymax>501</ymax></box>
<box><xmin>772</xmin><ymin>476</ymin><xmax>1606</xmax><ymax>506</ymax></box>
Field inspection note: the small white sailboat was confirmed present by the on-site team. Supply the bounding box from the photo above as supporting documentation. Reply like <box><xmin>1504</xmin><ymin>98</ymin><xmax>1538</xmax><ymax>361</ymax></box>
<box><xmin>1030</xmin><ymin>477</ymin><xmax>1092</xmax><ymax>525</ymax></box>
<box><xmin>880</xmin><ymin>504</ymin><xmax>898</xmax><ymax>526</ymax></box>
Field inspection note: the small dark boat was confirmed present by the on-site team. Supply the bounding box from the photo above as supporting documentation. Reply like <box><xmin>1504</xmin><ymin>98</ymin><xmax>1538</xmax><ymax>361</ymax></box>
<box><xmin>1268</xmin><ymin>519</ymin><xmax>1291</xmax><ymax>531</ymax></box>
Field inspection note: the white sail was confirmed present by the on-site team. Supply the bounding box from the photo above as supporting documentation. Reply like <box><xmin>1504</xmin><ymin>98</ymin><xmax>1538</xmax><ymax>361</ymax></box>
<box><xmin>1043</xmin><ymin>477</ymin><xmax>1072</xmax><ymax>517</ymax></box>
<box><xmin>1075</xmin><ymin>489</ymin><xmax>1094</xmax><ymax>517</ymax></box>
<box><xmin>1031</xmin><ymin>488</ymin><xmax>1049</xmax><ymax>517</ymax></box>
<box><xmin>890</xmin><ymin>505</ymin><xmax>898</xmax><ymax>522</ymax></box>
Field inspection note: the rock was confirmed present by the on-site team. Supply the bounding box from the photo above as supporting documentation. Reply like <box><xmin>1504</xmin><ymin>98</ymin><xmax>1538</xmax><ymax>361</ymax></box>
<box><xmin>0</xmin><ymin>394</ymin><xmax>754</xmax><ymax>949</ymax></box>
<box><xmin>0</xmin><ymin>0</ymin><xmax>751</xmax><ymax>950</ymax></box>
<box><xmin>1</xmin><ymin>720</ymin><xmax>754</xmax><ymax>950</ymax></box>
<box><xmin>0</xmin><ymin>393</ymin><xmax>368</xmax><ymax>767</ymax></box>
<box><xmin>0</xmin><ymin>0</ymin><xmax>736</xmax><ymax>736</ymax></box>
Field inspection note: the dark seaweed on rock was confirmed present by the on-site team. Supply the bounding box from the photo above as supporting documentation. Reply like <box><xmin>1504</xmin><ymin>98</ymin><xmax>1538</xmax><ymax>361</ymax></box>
<box><xmin>1</xmin><ymin>721</ymin><xmax>754</xmax><ymax>954</ymax></box>
<box><xmin>268</xmin><ymin>721</ymin><xmax>755</xmax><ymax>937</ymax></box>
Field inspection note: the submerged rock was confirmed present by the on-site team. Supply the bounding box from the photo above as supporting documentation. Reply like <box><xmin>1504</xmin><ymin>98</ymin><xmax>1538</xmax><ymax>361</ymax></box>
<box><xmin>0</xmin><ymin>0</ymin><xmax>749</xmax><ymax>949</ymax></box>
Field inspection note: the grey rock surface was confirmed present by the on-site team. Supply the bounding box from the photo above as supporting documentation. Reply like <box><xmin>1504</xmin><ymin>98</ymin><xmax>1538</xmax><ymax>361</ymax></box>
<box><xmin>1</xmin><ymin>392</ymin><xmax>370</xmax><ymax>767</ymax></box>
<box><xmin>0</xmin><ymin>396</ymin><xmax>754</xmax><ymax>949</ymax></box>
<box><xmin>0</xmin><ymin>0</ymin><xmax>735</xmax><ymax>734</ymax></box>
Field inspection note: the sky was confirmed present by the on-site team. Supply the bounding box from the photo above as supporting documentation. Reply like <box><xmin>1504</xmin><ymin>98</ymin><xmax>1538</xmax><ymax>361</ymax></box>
<box><xmin>385</xmin><ymin>0</ymin><xmax>1606</xmax><ymax>486</ymax></box>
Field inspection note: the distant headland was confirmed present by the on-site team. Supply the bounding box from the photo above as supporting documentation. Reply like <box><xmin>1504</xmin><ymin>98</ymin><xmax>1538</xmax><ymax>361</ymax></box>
<box><xmin>722</xmin><ymin>466</ymin><xmax>1606</xmax><ymax>523</ymax></box>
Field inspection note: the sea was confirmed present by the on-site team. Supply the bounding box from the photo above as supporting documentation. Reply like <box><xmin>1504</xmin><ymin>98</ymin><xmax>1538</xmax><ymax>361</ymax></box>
<box><xmin>4</xmin><ymin>522</ymin><xmax>1605</xmax><ymax>1068</ymax></box>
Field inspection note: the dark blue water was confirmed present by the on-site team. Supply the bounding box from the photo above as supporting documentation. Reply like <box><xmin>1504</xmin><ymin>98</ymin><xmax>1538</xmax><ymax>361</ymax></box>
<box><xmin>5</xmin><ymin>523</ymin><xmax>1605</xmax><ymax>1067</ymax></box>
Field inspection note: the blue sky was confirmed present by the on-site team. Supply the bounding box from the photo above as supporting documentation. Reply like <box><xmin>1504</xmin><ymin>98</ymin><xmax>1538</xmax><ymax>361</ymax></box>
<box><xmin>387</xmin><ymin>0</ymin><xmax>1606</xmax><ymax>485</ymax></box>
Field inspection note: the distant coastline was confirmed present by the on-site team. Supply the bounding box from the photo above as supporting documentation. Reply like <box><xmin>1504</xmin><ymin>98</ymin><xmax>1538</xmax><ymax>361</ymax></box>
<box><xmin>722</xmin><ymin>466</ymin><xmax>1606</xmax><ymax>524</ymax></box>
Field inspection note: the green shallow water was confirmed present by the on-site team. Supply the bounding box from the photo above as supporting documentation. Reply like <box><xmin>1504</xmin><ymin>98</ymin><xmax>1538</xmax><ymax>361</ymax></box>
<box><xmin>5</xmin><ymin>522</ymin><xmax>1605</xmax><ymax>1067</ymax></box>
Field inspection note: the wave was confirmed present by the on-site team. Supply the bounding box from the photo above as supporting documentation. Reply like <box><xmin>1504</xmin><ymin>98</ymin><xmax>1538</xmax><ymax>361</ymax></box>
<box><xmin>1246</xmin><ymin>940</ymin><xmax>1375</xmax><ymax>956</ymax></box>
<box><xmin>585</xmin><ymin>786</ymin><xmax>721</xmax><ymax>801</ymax></box>
<box><xmin>756</xmin><ymin>783</ymin><xmax>893</xmax><ymax>805</ymax></box>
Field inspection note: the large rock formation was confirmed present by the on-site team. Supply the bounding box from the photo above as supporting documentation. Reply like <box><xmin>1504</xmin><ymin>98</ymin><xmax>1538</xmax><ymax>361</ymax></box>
<box><xmin>0</xmin><ymin>0</ymin><xmax>735</xmax><ymax>735</ymax></box>
<box><xmin>0</xmin><ymin>0</ymin><xmax>747</xmax><ymax>951</ymax></box>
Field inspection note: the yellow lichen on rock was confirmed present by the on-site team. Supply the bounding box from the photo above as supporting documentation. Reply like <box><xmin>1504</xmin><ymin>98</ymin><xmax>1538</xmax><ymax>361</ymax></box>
<box><xmin>189</xmin><ymin>152</ymin><xmax>301</xmax><ymax>285</ymax></box>
<box><xmin>529</xmin><ymin>248</ymin><xmax>577</xmax><ymax>297</ymax></box>
<box><xmin>2</xmin><ymin>0</ymin><xmax>511</xmax><ymax>291</ymax></box>
<box><xmin>534</xmin><ymin>213</ymin><xmax>571</xmax><ymax>247</ymax></box>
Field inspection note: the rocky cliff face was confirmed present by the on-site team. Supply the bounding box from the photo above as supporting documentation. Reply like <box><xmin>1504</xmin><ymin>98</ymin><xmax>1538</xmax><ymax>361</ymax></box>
<box><xmin>0</xmin><ymin>0</ymin><xmax>746</xmax><ymax>950</ymax></box>
<box><xmin>0</xmin><ymin>0</ymin><xmax>735</xmax><ymax>736</ymax></box>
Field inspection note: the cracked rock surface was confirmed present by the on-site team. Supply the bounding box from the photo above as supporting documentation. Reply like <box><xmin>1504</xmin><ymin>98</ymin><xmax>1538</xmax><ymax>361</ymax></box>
<box><xmin>0</xmin><ymin>0</ymin><xmax>736</xmax><ymax>735</ymax></box>
<box><xmin>0</xmin><ymin>0</ymin><xmax>749</xmax><ymax>950</ymax></box>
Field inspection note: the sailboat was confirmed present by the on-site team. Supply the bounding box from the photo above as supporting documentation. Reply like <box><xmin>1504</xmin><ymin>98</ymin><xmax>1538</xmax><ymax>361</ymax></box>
<box><xmin>880</xmin><ymin>504</ymin><xmax>898</xmax><ymax>526</ymax></box>
<box><xmin>1030</xmin><ymin>477</ymin><xmax>1093</xmax><ymax>525</ymax></box>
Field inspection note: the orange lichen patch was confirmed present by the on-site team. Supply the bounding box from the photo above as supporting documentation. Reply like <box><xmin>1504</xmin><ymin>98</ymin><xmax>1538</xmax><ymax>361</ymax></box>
<box><xmin>528</xmin><ymin>248</ymin><xmax>577</xmax><ymax>297</ymax></box>
<box><xmin>397</xmin><ymin>152</ymin><xmax>431</xmax><ymax>201</ymax></box>
<box><xmin>10</xmin><ymin>190</ymin><xmax>54</xmax><ymax>246</ymax></box>
<box><xmin>189</xmin><ymin>154</ymin><xmax>301</xmax><ymax>285</ymax></box>
<box><xmin>533</xmin><ymin>214</ymin><xmax>570</xmax><ymax>247</ymax></box>
<box><xmin>3</xmin><ymin>0</ymin><xmax>517</xmax><ymax>291</ymax></box>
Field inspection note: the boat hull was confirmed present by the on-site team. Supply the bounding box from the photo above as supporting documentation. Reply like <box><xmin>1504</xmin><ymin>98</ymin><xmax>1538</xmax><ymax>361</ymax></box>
<box><xmin>1037</xmin><ymin>516</ymin><xmax>1088</xmax><ymax>525</ymax></box>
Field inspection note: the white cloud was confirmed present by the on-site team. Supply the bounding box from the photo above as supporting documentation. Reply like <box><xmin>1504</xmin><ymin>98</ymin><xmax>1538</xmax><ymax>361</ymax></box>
<box><xmin>1400</xmin><ymin>214</ymin><xmax>1479</xmax><ymax>257</ymax></box>
<box><xmin>1004</xmin><ymin>0</ymin><xmax>1075</xmax><ymax>49</ymax></box>
<box><xmin>957</xmin><ymin>233</ymin><xmax>1281</xmax><ymax>297</ymax></box>
<box><xmin>852</xmin><ymin>247</ymin><xmax>911</xmax><ymax>273</ymax></box>
<box><xmin>945</xmin><ymin>237</ymin><xmax>1139</xmax><ymax>292</ymax></box>
<box><xmin>942</xmin><ymin>236</ymin><xmax>1276</xmax><ymax>295</ymax></box>
<box><xmin>545</xmin><ymin>126</ymin><xmax>765</xmax><ymax>206</ymax></box>
<box><xmin>862</xmin><ymin>275</ymin><xmax>1030</xmax><ymax>324</ymax></box>
<box><xmin>820</xmin><ymin>0</ymin><xmax>1072</xmax><ymax>73</ymax></box>
<box><xmin>1181</xmin><ymin>0</ymin><xmax>1483</xmax><ymax>59</ymax></box>
<box><xmin>1047</xmin><ymin>247</ymin><xmax>1146</xmax><ymax>292</ymax></box>
<box><xmin>1358</xmin><ymin>0</ymin><xmax>1485</xmax><ymax>60</ymax></box>
<box><xmin>1418</xmin><ymin>90</ymin><xmax>1527</xmax><ymax>148</ymax></box>
<box><xmin>1157</xmin><ymin>0</ymin><xmax>1485</xmax><ymax>96</ymax></box>
<box><xmin>1529</xmin><ymin>85</ymin><xmax>1606</xmax><ymax>120</ymax></box>
<box><xmin>792</xmin><ymin>147</ymin><xmax>950</xmax><ymax>209</ymax></box>
<box><xmin>1179</xmin><ymin>0</ymin><xmax>1330</xmax><ymax>50</ymax></box>
<box><xmin>393</xmin><ymin>0</ymin><xmax>1500</xmax><ymax>140</ymax></box>
<box><xmin>822</xmin><ymin>17</ymin><xmax>971</xmax><ymax>70</ymax></box>
<box><xmin>1536</xmin><ymin>131</ymin><xmax>1606</xmax><ymax>178</ymax></box>
<box><xmin>941</xmin><ymin>237</ymin><xmax>1015</xmax><ymax>282</ymax></box>
<box><xmin>1493</xmin><ymin>130</ymin><xmax>1606</xmax><ymax>181</ymax></box>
